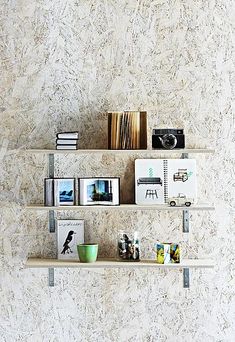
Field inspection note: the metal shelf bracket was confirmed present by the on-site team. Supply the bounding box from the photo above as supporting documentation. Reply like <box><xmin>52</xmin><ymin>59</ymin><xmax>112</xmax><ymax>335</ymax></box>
<box><xmin>181</xmin><ymin>151</ymin><xmax>190</xmax><ymax>233</ymax></box>
<box><xmin>183</xmin><ymin>268</ymin><xmax>190</xmax><ymax>288</ymax></box>
<box><xmin>183</xmin><ymin>209</ymin><xmax>190</xmax><ymax>233</ymax></box>
<box><xmin>48</xmin><ymin>154</ymin><xmax>55</xmax><ymax>286</ymax></box>
<box><xmin>48</xmin><ymin>153</ymin><xmax>54</xmax><ymax>178</ymax></box>
<box><xmin>181</xmin><ymin>152</ymin><xmax>189</xmax><ymax>159</ymax></box>
<box><xmin>48</xmin><ymin>153</ymin><xmax>55</xmax><ymax>233</ymax></box>
<box><xmin>48</xmin><ymin>268</ymin><xmax>55</xmax><ymax>287</ymax></box>
<box><xmin>49</xmin><ymin>210</ymin><xmax>55</xmax><ymax>233</ymax></box>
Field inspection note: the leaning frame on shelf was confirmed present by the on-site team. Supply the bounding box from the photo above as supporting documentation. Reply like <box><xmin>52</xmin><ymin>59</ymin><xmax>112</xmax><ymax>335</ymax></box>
<box><xmin>25</xmin><ymin>149</ymin><xmax>215</xmax><ymax>287</ymax></box>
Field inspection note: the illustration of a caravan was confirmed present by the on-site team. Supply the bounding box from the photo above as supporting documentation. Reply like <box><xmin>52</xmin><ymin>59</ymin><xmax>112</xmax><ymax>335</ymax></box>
<box><xmin>173</xmin><ymin>169</ymin><xmax>188</xmax><ymax>182</ymax></box>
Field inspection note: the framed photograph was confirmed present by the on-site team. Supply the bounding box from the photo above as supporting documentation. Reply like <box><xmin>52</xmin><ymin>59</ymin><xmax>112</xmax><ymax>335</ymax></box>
<box><xmin>57</xmin><ymin>220</ymin><xmax>84</xmax><ymax>260</ymax></box>
<box><xmin>54</xmin><ymin>178</ymin><xmax>76</xmax><ymax>206</ymax></box>
<box><xmin>79</xmin><ymin>177</ymin><xmax>120</xmax><ymax>205</ymax></box>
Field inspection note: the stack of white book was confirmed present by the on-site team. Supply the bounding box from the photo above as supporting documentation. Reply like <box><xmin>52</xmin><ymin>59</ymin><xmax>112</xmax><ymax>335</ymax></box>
<box><xmin>56</xmin><ymin>132</ymin><xmax>79</xmax><ymax>150</ymax></box>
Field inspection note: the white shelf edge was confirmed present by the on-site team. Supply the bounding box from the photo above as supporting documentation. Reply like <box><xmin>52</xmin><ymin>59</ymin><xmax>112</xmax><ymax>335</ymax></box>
<box><xmin>25</xmin><ymin>204</ymin><xmax>215</xmax><ymax>211</ymax></box>
<box><xmin>25</xmin><ymin>258</ymin><xmax>214</xmax><ymax>269</ymax></box>
<box><xmin>13</xmin><ymin>148</ymin><xmax>215</xmax><ymax>154</ymax></box>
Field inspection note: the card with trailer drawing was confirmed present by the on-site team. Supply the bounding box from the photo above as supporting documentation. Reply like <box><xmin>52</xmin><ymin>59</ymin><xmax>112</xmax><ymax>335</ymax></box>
<box><xmin>135</xmin><ymin>159</ymin><xmax>197</xmax><ymax>205</ymax></box>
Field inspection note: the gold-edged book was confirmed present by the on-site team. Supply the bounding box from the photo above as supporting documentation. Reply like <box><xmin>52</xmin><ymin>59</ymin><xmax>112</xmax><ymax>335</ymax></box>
<box><xmin>108</xmin><ymin>111</ymin><xmax>147</xmax><ymax>150</ymax></box>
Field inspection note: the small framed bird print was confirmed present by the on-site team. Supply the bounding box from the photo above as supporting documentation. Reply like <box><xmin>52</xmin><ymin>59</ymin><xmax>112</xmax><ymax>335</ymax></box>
<box><xmin>57</xmin><ymin>220</ymin><xmax>84</xmax><ymax>260</ymax></box>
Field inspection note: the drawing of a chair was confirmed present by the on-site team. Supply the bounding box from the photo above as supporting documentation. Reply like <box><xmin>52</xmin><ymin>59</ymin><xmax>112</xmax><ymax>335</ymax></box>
<box><xmin>145</xmin><ymin>189</ymin><xmax>158</xmax><ymax>199</ymax></box>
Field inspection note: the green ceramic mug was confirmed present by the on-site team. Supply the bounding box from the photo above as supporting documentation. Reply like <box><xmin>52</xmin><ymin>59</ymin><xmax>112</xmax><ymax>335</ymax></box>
<box><xmin>77</xmin><ymin>243</ymin><xmax>98</xmax><ymax>263</ymax></box>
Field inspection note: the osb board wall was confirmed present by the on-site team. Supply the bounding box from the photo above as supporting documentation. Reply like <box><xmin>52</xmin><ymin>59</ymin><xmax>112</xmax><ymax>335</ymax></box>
<box><xmin>0</xmin><ymin>1</ymin><xmax>235</xmax><ymax>341</ymax></box>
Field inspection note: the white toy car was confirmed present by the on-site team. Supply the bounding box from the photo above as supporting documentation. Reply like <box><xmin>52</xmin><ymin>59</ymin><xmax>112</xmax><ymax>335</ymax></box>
<box><xmin>168</xmin><ymin>193</ymin><xmax>194</xmax><ymax>207</ymax></box>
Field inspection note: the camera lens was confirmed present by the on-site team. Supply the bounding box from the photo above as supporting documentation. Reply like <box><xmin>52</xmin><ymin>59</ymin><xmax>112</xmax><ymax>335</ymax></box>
<box><xmin>162</xmin><ymin>134</ymin><xmax>177</xmax><ymax>149</ymax></box>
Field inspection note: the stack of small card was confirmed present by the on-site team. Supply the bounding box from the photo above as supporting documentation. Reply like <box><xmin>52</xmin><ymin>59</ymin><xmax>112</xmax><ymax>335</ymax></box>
<box><xmin>56</xmin><ymin>131</ymin><xmax>79</xmax><ymax>150</ymax></box>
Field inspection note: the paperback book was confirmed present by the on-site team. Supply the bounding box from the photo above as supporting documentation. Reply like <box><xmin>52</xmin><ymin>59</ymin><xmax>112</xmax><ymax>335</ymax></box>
<box><xmin>56</xmin><ymin>145</ymin><xmax>78</xmax><ymax>150</ymax></box>
<box><xmin>135</xmin><ymin>159</ymin><xmax>197</xmax><ymax>205</ymax></box>
<box><xmin>56</xmin><ymin>139</ymin><xmax>78</xmax><ymax>145</ymax></box>
<box><xmin>57</xmin><ymin>132</ymin><xmax>79</xmax><ymax>139</ymax></box>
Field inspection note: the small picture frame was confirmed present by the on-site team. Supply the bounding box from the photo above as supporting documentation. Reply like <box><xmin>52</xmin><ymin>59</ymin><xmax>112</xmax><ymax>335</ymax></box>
<box><xmin>155</xmin><ymin>243</ymin><xmax>180</xmax><ymax>264</ymax></box>
<box><xmin>54</xmin><ymin>178</ymin><xmax>76</xmax><ymax>206</ymax></box>
<box><xmin>57</xmin><ymin>219</ymin><xmax>84</xmax><ymax>259</ymax></box>
<box><xmin>79</xmin><ymin>177</ymin><xmax>120</xmax><ymax>206</ymax></box>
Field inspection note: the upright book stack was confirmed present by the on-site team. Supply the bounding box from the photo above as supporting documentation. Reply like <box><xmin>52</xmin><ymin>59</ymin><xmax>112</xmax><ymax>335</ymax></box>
<box><xmin>56</xmin><ymin>132</ymin><xmax>79</xmax><ymax>150</ymax></box>
<box><xmin>108</xmin><ymin>111</ymin><xmax>147</xmax><ymax>149</ymax></box>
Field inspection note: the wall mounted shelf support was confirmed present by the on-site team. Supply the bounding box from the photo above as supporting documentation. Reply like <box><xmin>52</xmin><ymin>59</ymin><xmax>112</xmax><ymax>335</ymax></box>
<box><xmin>48</xmin><ymin>268</ymin><xmax>55</xmax><ymax>287</ymax></box>
<box><xmin>49</xmin><ymin>210</ymin><xmax>55</xmax><ymax>233</ymax></box>
<box><xmin>183</xmin><ymin>268</ymin><xmax>190</xmax><ymax>288</ymax></box>
<box><xmin>48</xmin><ymin>154</ymin><xmax>55</xmax><ymax>231</ymax></box>
<box><xmin>183</xmin><ymin>210</ymin><xmax>190</xmax><ymax>233</ymax></box>
<box><xmin>181</xmin><ymin>152</ymin><xmax>190</xmax><ymax>233</ymax></box>
<box><xmin>48</xmin><ymin>153</ymin><xmax>54</xmax><ymax>177</ymax></box>
<box><xmin>181</xmin><ymin>152</ymin><xmax>189</xmax><ymax>159</ymax></box>
<box><xmin>48</xmin><ymin>153</ymin><xmax>55</xmax><ymax>286</ymax></box>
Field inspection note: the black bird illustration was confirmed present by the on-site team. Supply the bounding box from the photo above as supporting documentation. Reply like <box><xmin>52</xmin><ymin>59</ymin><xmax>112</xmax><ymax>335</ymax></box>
<box><xmin>61</xmin><ymin>230</ymin><xmax>76</xmax><ymax>255</ymax></box>
<box><xmin>67</xmin><ymin>190</ymin><xmax>73</xmax><ymax>197</ymax></box>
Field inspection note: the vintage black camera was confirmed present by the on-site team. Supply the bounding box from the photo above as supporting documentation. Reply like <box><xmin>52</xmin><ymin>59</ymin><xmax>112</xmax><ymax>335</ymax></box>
<box><xmin>152</xmin><ymin>129</ymin><xmax>185</xmax><ymax>149</ymax></box>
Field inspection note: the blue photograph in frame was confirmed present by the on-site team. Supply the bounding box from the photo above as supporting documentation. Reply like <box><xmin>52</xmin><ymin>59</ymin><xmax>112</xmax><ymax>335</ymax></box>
<box><xmin>55</xmin><ymin>178</ymin><xmax>75</xmax><ymax>206</ymax></box>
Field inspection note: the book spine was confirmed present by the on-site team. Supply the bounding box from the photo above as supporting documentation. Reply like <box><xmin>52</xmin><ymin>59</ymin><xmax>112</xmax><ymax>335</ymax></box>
<box><xmin>126</xmin><ymin>112</ymin><xmax>130</xmax><ymax>149</ymax></box>
<box><xmin>44</xmin><ymin>179</ymin><xmax>47</xmax><ymax>206</ymax></box>
<box><xmin>56</xmin><ymin>132</ymin><xmax>79</xmax><ymax>139</ymax></box>
<box><xmin>54</xmin><ymin>179</ymin><xmax>58</xmax><ymax>206</ymax></box>
<box><xmin>116</xmin><ymin>114</ymin><xmax>120</xmax><ymax>149</ymax></box>
<box><xmin>78</xmin><ymin>179</ymin><xmax>84</xmax><ymax>205</ymax></box>
<box><xmin>44</xmin><ymin>179</ymin><xmax>54</xmax><ymax>206</ymax></box>
<box><xmin>163</xmin><ymin>160</ymin><xmax>168</xmax><ymax>203</ymax></box>
<box><xmin>120</xmin><ymin>113</ymin><xmax>123</xmax><ymax>149</ymax></box>
<box><xmin>123</xmin><ymin>112</ymin><xmax>128</xmax><ymax>149</ymax></box>
<box><xmin>140</xmin><ymin>111</ymin><xmax>147</xmax><ymax>149</ymax></box>
<box><xmin>56</xmin><ymin>139</ymin><xmax>78</xmax><ymax>145</ymax></box>
<box><xmin>111</xmin><ymin>113</ymin><xmax>117</xmax><ymax>149</ymax></box>
<box><xmin>44</xmin><ymin>179</ymin><xmax>48</xmax><ymax>206</ymax></box>
<box><xmin>52</xmin><ymin>179</ymin><xmax>54</xmax><ymax>206</ymax></box>
<box><xmin>57</xmin><ymin>136</ymin><xmax>79</xmax><ymax>140</ymax></box>
<box><xmin>56</xmin><ymin>145</ymin><xmax>77</xmax><ymax>150</ymax></box>
<box><xmin>108</xmin><ymin>113</ymin><xmax>111</xmax><ymax>149</ymax></box>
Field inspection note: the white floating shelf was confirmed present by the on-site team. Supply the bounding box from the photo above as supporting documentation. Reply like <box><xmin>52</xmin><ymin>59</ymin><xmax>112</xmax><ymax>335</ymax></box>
<box><xmin>22</xmin><ymin>148</ymin><xmax>214</xmax><ymax>154</ymax></box>
<box><xmin>25</xmin><ymin>204</ymin><xmax>215</xmax><ymax>211</ymax></box>
<box><xmin>26</xmin><ymin>258</ymin><xmax>214</xmax><ymax>269</ymax></box>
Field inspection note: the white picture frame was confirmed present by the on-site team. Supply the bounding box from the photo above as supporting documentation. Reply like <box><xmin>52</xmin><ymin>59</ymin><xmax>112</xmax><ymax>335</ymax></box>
<box><xmin>54</xmin><ymin>178</ymin><xmax>76</xmax><ymax>206</ymax></box>
<box><xmin>79</xmin><ymin>178</ymin><xmax>120</xmax><ymax>205</ymax></box>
